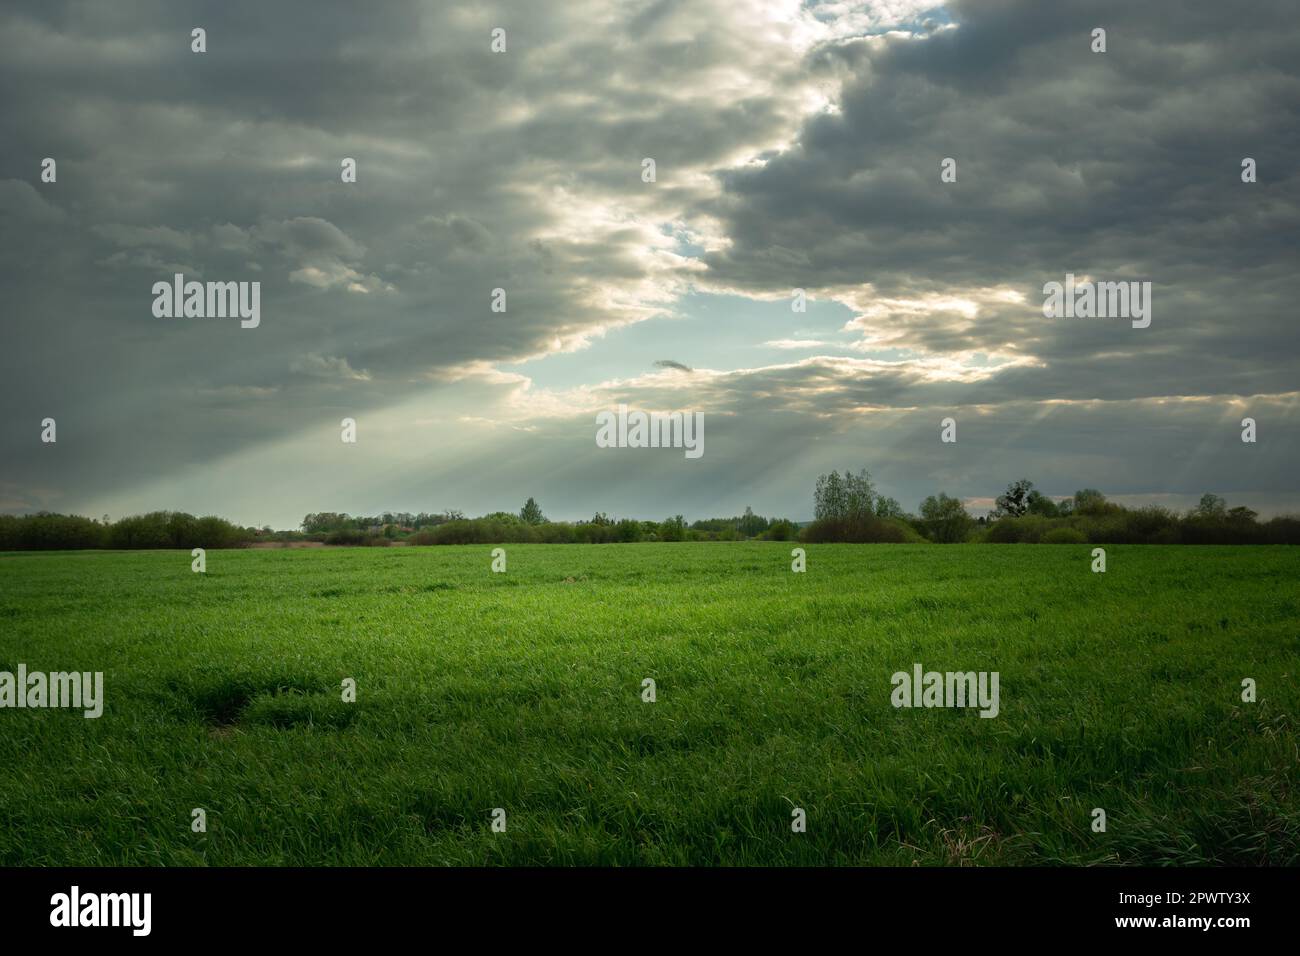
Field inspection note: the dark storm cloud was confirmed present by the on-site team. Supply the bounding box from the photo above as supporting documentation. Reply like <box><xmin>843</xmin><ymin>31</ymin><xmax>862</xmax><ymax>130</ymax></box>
<box><xmin>697</xmin><ymin>0</ymin><xmax>1300</xmax><ymax>410</ymax></box>
<box><xmin>0</xmin><ymin>0</ymin><xmax>822</xmax><ymax>511</ymax></box>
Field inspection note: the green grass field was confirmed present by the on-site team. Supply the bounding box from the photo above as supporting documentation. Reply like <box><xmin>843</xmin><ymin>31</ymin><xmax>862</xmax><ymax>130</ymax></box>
<box><xmin>0</xmin><ymin>543</ymin><xmax>1296</xmax><ymax>866</ymax></box>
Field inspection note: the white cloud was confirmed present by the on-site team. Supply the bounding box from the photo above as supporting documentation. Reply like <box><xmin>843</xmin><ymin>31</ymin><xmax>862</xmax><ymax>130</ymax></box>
<box><xmin>289</xmin><ymin>353</ymin><xmax>372</xmax><ymax>382</ymax></box>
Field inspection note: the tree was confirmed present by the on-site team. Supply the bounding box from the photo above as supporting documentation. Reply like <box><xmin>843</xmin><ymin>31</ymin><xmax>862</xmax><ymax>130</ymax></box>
<box><xmin>765</xmin><ymin>519</ymin><xmax>797</xmax><ymax>541</ymax></box>
<box><xmin>481</xmin><ymin>511</ymin><xmax>524</xmax><ymax>526</ymax></box>
<box><xmin>738</xmin><ymin>506</ymin><xmax>768</xmax><ymax>537</ymax></box>
<box><xmin>659</xmin><ymin>515</ymin><xmax>686</xmax><ymax>541</ymax></box>
<box><xmin>520</xmin><ymin>497</ymin><xmax>546</xmax><ymax>525</ymax></box>
<box><xmin>995</xmin><ymin>479</ymin><xmax>1035</xmax><ymax>518</ymax></box>
<box><xmin>1192</xmin><ymin>493</ymin><xmax>1227</xmax><ymax>519</ymax></box>
<box><xmin>1026</xmin><ymin>489</ymin><xmax>1060</xmax><ymax>517</ymax></box>
<box><xmin>814</xmin><ymin>471</ymin><xmax>846</xmax><ymax>521</ymax></box>
<box><xmin>1073</xmin><ymin>489</ymin><xmax>1108</xmax><ymax>515</ymax></box>
<box><xmin>919</xmin><ymin>493</ymin><xmax>974</xmax><ymax>543</ymax></box>
<box><xmin>301</xmin><ymin>512</ymin><xmax>358</xmax><ymax>533</ymax></box>
<box><xmin>874</xmin><ymin>496</ymin><xmax>906</xmax><ymax>520</ymax></box>
<box><xmin>814</xmin><ymin>468</ymin><xmax>875</xmax><ymax>521</ymax></box>
<box><xmin>843</xmin><ymin>469</ymin><xmax>876</xmax><ymax>519</ymax></box>
<box><xmin>1227</xmin><ymin>505</ymin><xmax>1258</xmax><ymax>523</ymax></box>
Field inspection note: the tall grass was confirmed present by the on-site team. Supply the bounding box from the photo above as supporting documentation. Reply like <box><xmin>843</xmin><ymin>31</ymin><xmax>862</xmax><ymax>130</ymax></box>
<box><xmin>0</xmin><ymin>543</ymin><xmax>1295</xmax><ymax>865</ymax></box>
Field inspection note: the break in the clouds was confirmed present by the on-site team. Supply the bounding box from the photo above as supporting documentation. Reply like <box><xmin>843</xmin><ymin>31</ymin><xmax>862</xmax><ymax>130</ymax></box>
<box><xmin>1</xmin><ymin>0</ymin><xmax>1296</xmax><ymax>527</ymax></box>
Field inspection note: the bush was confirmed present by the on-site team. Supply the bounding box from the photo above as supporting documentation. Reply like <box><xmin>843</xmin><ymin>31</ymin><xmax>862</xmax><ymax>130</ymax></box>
<box><xmin>918</xmin><ymin>493</ymin><xmax>975</xmax><ymax>543</ymax></box>
<box><xmin>107</xmin><ymin>513</ymin><xmax>172</xmax><ymax>549</ymax></box>
<box><xmin>1179</xmin><ymin>517</ymin><xmax>1266</xmax><ymax>546</ymax></box>
<box><xmin>800</xmin><ymin>515</ymin><xmax>909</xmax><ymax>543</ymax></box>
<box><xmin>575</xmin><ymin>522</ymin><xmax>618</xmax><ymax>544</ymax></box>
<box><xmin>421</xmin><ymin>520</ymin><xmax>493</xmax><ymax>545</ymax></box>
<box><xmin>658</xmin><ymin>516</ymin><xmax>687</xmax><ymax>542</ymax></box>
<box><xmin>1041</xmin><ymin>526</ymin><xmax>1087</xmax><ymax>544</ymax></box>
<box><xmin>325</xmin><ymin>528</ymin><xmax>366</xmax><ymax>546</ymax></box>
<box><xmin>891</xmin><ymin>520</ymin><xmax>929</xmax><ymax>543</ymax></box>
<box><xmin>1121</xmin><ymin>505</ymin><xmax>1179</xmax><ymax>542</ymax></box>
<box><xmin>97</xmin><ymin>511</ymin><xmax>249</xmax><ymax>550</ymax></box>
<box><xmin>984</xmin><ymin>515</ymin><xmax>1056</xmax><ymax>543</ymax></box>
<box><xmin>1079</xmin><ymin>513</ymin><xmax>1130</xmax><ymax>544</ymax></box>
<box><xmin>537</xmin><ymin>522</ymin><xmax>576</xmax><ymax>544</ymax></box>
<box><xmin>409</xmin><ymin>517</ymin><xmax>586</xmax><ymax>545</ymax></box>
<box><xmin>192</xmin><ymin>515</ymin><xmax>249</xmax><ymax>548</ymax></box>
<box><xmin>1262</xmin><ymin>515</ymin><xmax>1300</xmax><ymax>545</ymax></box>
<box><xmin>765</xmin><ymin>519</ymin><xmax>797</xmax><ymax>541</ymax></box>
<box><xmin>0</xmin><ymin>513</ymin><xmax>108</xmax><ymax>550</ymax></box>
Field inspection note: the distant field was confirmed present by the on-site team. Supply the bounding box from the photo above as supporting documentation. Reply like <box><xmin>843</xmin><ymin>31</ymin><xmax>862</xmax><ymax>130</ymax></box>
<box><xmin>0</xmin><ymin>543</ymin><xmax>1296</xmax><ymax>866</ymax></box>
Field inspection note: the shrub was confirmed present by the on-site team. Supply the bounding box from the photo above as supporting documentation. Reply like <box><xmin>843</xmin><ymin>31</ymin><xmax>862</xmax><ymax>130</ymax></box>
<box><xmin>575</xmin><ymin>522</ymin><xmax>618</xmax><ymax>544</ymax></box>
<box><xmin>765</xmin><ymin>519</ymin><xmax>797</xmax><ymax>541</ymax></box>
<box><xmin>0</xmin><ymin>513</ymin><xmax>108</xmax><ymax>550</ymax></box>
<box><xmin>918</xmin><ymin>493</ymin><xmax>975</xmax><ymax>543</ymax></box>
<box><xmin>107</xmin><ymin>513</ymin><xmax>172</xmax><ymax>549</ymax></box>
<box><xmin>1041</xmin><ymin>526</ymin><xmax>1087</xmax><ymax>544</ymax></box>
<box><xmin>192</xmin><ymin>515</ymin><xmax>249</xmax><ymax>548</ymax></box>
<box><xmin>1179</xmin><ymin>516</ymin><xmax>1266</xmax><ymax>545</ymax></box>
<box><xmin>985</xmin><ymin>516</ymin><xmax>1055</xmax><ymax>543</ymax></box>
<box><xmin>801</xmin><ymin>515</ymin><xmax>909</xmax><ymax>543</ymax></box>
<box><xmin>658</xmin><ymin>516</ymin><xmax>687</xmax><ymax>542</ymax></box>
<box><xmin>325</xmin><ymin>528</ymin><xmax>366</xmax><ymax>546</ymax></box>
<box><xmin>1123</xmin><ymin>505</ymin><xmax>1178</xmax><ymax>541</ymax></box>
<box><xmin>537</xmin><ymin>522</ymin><xmax>576</xmax><ymax>544</ymax></box>
<box><xmin>1262</xmin><ymin>515</ymin><xmax>1300</xmax><ymax>545</ymax></box>
<box><xmin>98</xmin><ymin>511</ymin><xmax>249</xmax><ymax>550</ymax></box>
<box><xmin>425</xmin><ymin>520</ymin><xmax>494</xmax><ymax>545</ymax></box>
<box><xmin>891</xmin><ymin>520</ymin><xmax>930</xmax><ymax>543</ymax></box>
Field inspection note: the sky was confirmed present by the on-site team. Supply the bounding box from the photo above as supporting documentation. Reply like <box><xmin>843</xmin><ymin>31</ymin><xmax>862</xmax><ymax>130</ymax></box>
<box><xmin>1</xmin><ymin>0</ymin><xmax>1297</xmax><ymax>528</ymax></box>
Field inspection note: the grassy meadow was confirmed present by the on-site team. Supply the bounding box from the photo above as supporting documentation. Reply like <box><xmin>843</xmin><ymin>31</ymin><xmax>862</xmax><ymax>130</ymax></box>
<box><xmin>0</xmin><ymin>542</ymin><xmax>1296</xmax><ymax>866</ymax></box>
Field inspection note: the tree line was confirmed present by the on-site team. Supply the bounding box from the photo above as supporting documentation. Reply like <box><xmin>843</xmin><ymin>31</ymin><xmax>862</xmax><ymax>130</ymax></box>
<box><xmin>2</xmin><ymin>478</ymin><xmax>1296</xmax><ymax>550</ymax></box>
<box><xmin>309</xmin><ymin>499</ymin><xmax>801</xmax><ymax>546</ymax></box>
<box><xmin>0</xmin><ymin>511</ymin><xmax>250</xmax><ymax>551</ymax></box>
<box><xmin>806</xmin><ymin>470</ymin><xmax>1300</xmax><ymax>545</ymax></box>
